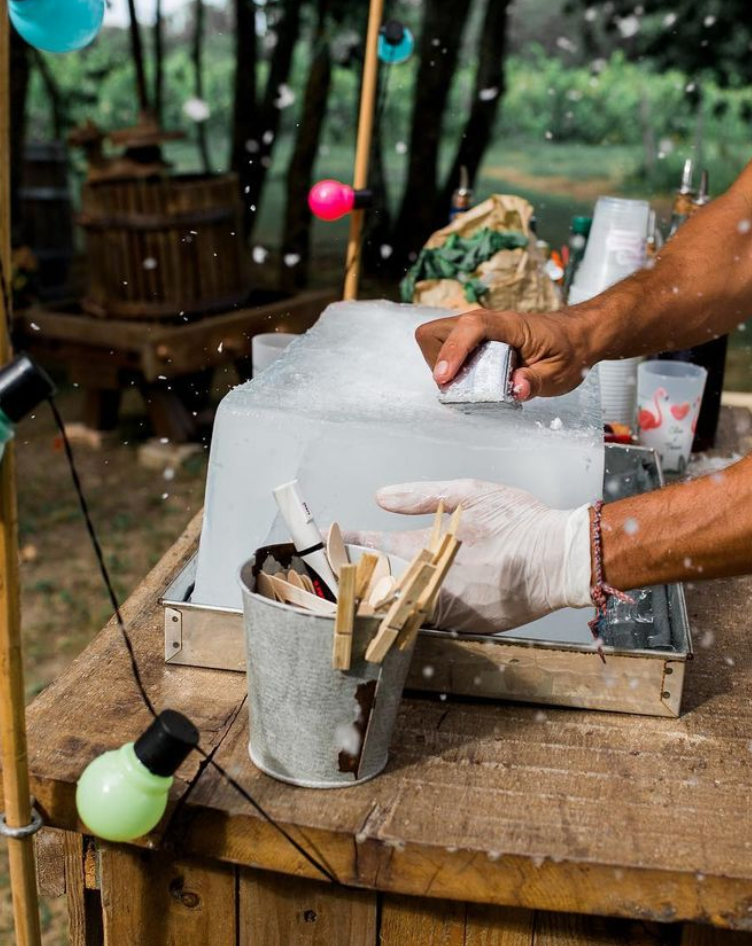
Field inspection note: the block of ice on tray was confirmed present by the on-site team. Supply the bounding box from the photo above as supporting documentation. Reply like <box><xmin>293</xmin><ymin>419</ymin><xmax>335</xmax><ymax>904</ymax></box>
<box><xmin>193</xmin><ymin>300</ymin><xmax>604</xmax><ymax>643</ymax></box>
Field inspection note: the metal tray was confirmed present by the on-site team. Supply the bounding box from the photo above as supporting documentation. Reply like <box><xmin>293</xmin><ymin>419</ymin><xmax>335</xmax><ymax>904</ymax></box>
<box><xmin>161</xmin><ymin>444</ymin><xmax>692</xmax><ymax>717</ymax></box>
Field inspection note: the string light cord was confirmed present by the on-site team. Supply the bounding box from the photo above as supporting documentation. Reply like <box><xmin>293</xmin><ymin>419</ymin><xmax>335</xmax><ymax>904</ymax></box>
<box><xmin>0</xmin><ymin>249</ymin><xmax>340</xmax><ymax>887</ymax></box>
<box><xmin>48</xmin><ymin>398</ymin><xmax>158</xmax><ymax>718</ymax></box>
<box><xmin>44</xmin><ymin>396</ymin><xmax>341</xmax><ymax>886</ymax></box>
<box><xmin>196</xmin><ymin>746</ymin><xmax>340</xmax><ymax>885</ymax></box>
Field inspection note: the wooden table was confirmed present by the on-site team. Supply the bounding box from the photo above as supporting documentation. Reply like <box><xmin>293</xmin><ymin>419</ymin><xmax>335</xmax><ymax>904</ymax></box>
<box><xmin>13</xmin><ymin>413</ymin><xmax>752</xmax><ymax>945</ymax></box>
<box><xmin>12</xmin><ymin>289</ymin><xmax>334</xmax><ymax>441</ymax></box>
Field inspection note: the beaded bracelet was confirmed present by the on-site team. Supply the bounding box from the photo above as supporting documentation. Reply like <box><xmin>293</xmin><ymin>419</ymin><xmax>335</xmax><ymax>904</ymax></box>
<box><xmin>588</xmin><ymin>500</ymin><xmax>635</xmax><ymax>659</ymax></box>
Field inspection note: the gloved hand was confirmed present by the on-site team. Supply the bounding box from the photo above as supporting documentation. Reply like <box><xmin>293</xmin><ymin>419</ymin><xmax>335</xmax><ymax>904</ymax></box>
<box><xmin>346</xmin><ymin>479</ymin><xmax>593</xmax><ymax>634</ymax></box>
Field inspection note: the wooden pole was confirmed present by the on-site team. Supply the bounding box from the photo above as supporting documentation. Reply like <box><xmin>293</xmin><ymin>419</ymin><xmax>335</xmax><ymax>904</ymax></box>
<box><xmin>0</xmin><ymin>4</ymin><xmax>43</xmax><ymax>944</ymax></box>
<box><xmin>342</xmin><ymin>0</ymin><xmax>384</xmax><ymax>301</ymax></box>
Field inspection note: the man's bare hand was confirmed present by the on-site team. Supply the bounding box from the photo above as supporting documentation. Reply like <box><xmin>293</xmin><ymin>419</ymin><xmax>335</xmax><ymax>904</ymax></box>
<box><xmin>415</xmin><ymin>308</ymin><xmax>595</xmax><ymax>400</ymax></box>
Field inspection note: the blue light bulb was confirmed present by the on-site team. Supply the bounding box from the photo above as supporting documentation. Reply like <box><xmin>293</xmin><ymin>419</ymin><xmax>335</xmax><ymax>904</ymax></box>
<box><xmin>9</xmin><ymin>0</ymin><xmax>104</xmax><ymax>54</ymax></box>
<box><xmin>378</xmin><ymin>21</ymin><xmax>414</xmax><ymax>66</ymax></box>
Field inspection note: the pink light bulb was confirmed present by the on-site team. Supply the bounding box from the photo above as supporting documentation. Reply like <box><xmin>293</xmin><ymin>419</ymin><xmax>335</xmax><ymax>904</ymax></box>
<box><xmin>308</xmin><ymin>180</ymin><xmax>355</xmax><ymax>221</ymax></box>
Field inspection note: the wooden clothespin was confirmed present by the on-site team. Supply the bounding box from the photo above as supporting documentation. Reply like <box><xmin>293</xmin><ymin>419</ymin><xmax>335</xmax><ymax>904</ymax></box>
<box><xmin>428</xmin><ymin>499</ymin><xmax>445</xmax><ymax>554</ymax></box>
<box><xmin>446</xmin><ymin>502</ymin><xmax>463</xmax><ymax>538</ymax></box>
<box><xmin>356</xmin><ymin>553</ymin><xmax>380</xmax><ymax>616</ymax></box>
<box><xmin>365</xmin><ymin>561</ymin><xmax>436</xmax><ymax>664</ymax></box>
<box><xmin>355</xmin><ymin>553</ymin><xmax>379</xmax><ymax>599</ymax></box>
<box><xmin>398</xmin><ymin>536</ymin><xmax>462</xmax><ymax>651</ymax></box>
<box><xmin>332</xmin><ymin>563</ymin><xmax>357</xmax><ymax>670</ymax></box>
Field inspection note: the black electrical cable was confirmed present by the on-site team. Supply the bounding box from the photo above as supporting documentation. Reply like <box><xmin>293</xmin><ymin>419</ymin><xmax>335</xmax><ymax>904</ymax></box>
<box><xmin>45</xmin><ymin>399</ymin><xmax>341</xmax><ymax>886</ymax></box>
<box><xmin>48</xmin><ymin>399</ymin><xmax>159</xmax><ymax>719</ymax></box>
<box><xmin>0</xmin><ymin>250</ymin><xmax>341</xmax><ymax>887</ymax></box>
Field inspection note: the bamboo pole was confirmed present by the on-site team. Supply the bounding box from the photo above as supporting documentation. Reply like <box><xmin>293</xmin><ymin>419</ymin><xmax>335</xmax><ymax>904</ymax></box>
<box><xmin>342</xmin><ymin>0</ymin><xmax>384</xmax><ymax>301</ymax></box>
<box><xmin>0</xmin><ymin>4</ymin><xmax>43</xmax><ymax>943</ymax></box>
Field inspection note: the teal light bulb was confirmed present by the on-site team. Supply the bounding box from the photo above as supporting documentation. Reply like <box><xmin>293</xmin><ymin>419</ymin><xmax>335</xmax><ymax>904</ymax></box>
<box><xmin>378</xmin><ymin>21</ymin><xmax>415</xmax><ymax>65</ymax></box>
<box><xmin>76</xmin><ymin>710</ymin><xmax>199</xmax><ymax>843</ymax></box>
<box><xmin>9</xmin><ymin>0</ymin><xmax>104</xmax><ymax>54</ymax></box>
<box><xmin>0</xmin><ymin>409</ymin><xmax>14</xmax><ymax>463</ymax></box>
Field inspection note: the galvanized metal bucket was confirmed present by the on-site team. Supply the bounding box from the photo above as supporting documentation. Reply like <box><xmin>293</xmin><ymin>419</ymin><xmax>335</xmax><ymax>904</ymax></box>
<box><xmin>239</xmin><ymin>543</ymin><xmax>413</xmax><ymax>789</ymax></box>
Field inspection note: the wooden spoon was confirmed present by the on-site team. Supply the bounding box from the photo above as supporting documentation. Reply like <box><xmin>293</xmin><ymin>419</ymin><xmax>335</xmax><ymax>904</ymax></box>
<box><xmin>257</xmin><ymin>572</ymin><xmax>282</xmax><ymax>602</ymax></box>
<box><xmin>366</xmin><ymin>553</ymin><xmax>390</xmax><ymax>596</ymax></box>
<box><xmin>369</xmin><ymin>575</ymin><xmax>398</xmax><ymax>610</ymax></box>
<box><xmin>326</xmin><ymin>522</ymin><xmax>349</xmax><ymax>578</ymax></box>
<box><xmin>287</xmin><ymin>569</ymin><xmax>306</xmax><ymax>590</ymax></box>
<box><xmin>270</xmin><ymin>575</ymin><xmax>337</xmax><ymax>615</ymax></box>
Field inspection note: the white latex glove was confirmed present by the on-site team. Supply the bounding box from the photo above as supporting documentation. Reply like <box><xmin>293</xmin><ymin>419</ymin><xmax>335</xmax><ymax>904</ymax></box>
<box><xmin>346</xmin><ymin>479</ymin><xmax>593</xmax><ymax>634</ymax></box>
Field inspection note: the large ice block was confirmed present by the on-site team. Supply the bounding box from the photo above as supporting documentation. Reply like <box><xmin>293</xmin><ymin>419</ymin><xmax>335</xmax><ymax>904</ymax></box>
<box><xmin>194</xmin><ymin>300</ymin><xmax>604</xmax><ymax>641</ymax></box>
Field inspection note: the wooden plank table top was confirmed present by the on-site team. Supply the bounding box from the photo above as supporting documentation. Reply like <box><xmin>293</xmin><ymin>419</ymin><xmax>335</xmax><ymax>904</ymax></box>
<box><xmin>12</xmin><ymin>410</ymin><xmax>752</xmax><ymax>932</ymax></box>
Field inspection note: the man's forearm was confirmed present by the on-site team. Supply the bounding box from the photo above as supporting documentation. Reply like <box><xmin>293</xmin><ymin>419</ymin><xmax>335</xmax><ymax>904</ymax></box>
<box><xmin>599</xmin><ymin>454</ymin><xmax>752</xmax><ymax>590</ymax></box>
<box><xmin>571</xmin><ymin>160</ymin><xmax>752</xmax><ymax>366</ymax></box>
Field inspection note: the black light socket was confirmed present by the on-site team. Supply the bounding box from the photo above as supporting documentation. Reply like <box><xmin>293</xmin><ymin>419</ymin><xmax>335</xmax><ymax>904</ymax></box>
<box><xmin>353</xmin><ymin>189</ymin><xmax>373</xmax><ymax>210</ymax></box>
<box><xmin>381</xmin><ymin>19</ymin><xmax>406</xmax><ymax>46</ymax></box>
<box><xmin>134</xmin><ymin>710</ymin><xmax>199</xmax><ymax>777</ymax></box>
<box><xmin>0</xmin><ymin>354</ymin><xmax>55</xmax><ymax>424</ymax></box>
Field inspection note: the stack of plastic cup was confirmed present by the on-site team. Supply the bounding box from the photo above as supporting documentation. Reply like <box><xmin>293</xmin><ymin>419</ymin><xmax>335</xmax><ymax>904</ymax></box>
<box><xmin>568</xmin><ymin>196</ymin><xmax>651</xmax><ymax>428</ymax></box>
<box><xmin>251</xmin><ymin>333</ymin><xmax>298</xmax><ymax>375</ymax></box>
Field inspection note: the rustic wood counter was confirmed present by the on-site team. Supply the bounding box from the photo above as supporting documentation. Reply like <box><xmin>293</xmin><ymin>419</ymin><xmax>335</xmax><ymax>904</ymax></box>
<box><xmin>11</xmin><ymin>410</ymin><xmax>752</xmax><ymax>945</ymax></box>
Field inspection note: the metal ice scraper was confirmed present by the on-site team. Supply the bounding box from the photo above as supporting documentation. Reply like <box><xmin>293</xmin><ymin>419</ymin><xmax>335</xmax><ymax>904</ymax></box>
<box><xmin>437</xmin><ymin>341</ymin><xmax>519</xmax><ymax>409</ymax></box>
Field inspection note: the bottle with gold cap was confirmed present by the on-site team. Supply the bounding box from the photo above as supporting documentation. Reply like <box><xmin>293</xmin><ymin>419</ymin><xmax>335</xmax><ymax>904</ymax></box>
<box><xmin>449</xmin><ymin>166</ymin><xmax>473</xmax><ymax>221</ymax></box>
<box><xmin>668</xmin><ymin>158</ymin><xmax>695</xmax><ymax>237</ymax></box>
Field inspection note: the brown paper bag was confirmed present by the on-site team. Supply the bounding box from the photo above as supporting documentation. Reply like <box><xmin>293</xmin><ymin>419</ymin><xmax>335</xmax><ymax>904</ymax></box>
<box><xmin>410</xmin><ymin>194</ymin><xmax>561</xmax><ymax>313</ymax></box>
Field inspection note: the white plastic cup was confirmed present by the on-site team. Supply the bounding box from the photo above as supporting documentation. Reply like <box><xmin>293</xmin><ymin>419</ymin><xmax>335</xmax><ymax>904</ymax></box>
<box><xmin>598</xmin><ymin>357</ymin><xmax>642</xmax><ymax>427</ymax></box>
<box><xmin>252</xmin><ymin>333</ymin><xmax>298</xmax><ymax>375</ymax></box>
<box><xmin>571</xmin><ymin>196</ymin><xmax>650</xmax><ymax>298</ymax></box>
<box><xmin>637</xmin><ymin>360</ymin><xmax>708</xmax><ymax>473</ymax></box>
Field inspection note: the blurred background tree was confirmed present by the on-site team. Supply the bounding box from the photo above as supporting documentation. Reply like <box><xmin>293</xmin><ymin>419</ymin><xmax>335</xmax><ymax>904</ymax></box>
<box><xmin>9</xmin><ymin>0</ymin><xmax>752</xmax><ymax>283</ymax></box>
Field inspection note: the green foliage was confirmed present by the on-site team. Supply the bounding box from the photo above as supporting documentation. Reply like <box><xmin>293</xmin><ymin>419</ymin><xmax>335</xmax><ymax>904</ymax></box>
<box><xmin>498</xmin><ymin>47</ymin><xmax>752</xmax><ymax>148</ymax></box>
<box><xmin>566</xmin><ymin>0</ymin><xmax>752</xmax><ymax>88</ymax></box>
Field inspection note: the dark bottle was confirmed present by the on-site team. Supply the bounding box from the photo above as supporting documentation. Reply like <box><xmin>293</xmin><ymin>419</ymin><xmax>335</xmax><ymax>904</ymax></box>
<box><xmin>563</xmin><ymin>215</ymin><xmax>592</xmax><ymax>298</ymax></box>
<box><xmin>449</xmin><ymin>166</ymin><xmax>473</xmax><ymax>221</ymax></box>
<box><xmin>667</xmin><ymin>158</ymin><xmax>695</xmax><ymax>237</ymax></box>
<box><xmin>660</xmin><ymin>166</ymin><xmax>727</xmax><ymax>451</ymax></box>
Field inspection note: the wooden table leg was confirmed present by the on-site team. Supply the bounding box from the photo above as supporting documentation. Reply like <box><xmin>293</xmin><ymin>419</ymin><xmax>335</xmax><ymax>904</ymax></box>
<box><xmin>63</xmin><ymin>833</ymin><xmax>103</xmax><ymax>946</ymax></box>
<box><xmin>140</xmin><ymin>384</ymin><xmax>199</xmax><ymax>443</ymax></box>
<box><xmin>98</xmin><ymin>844</ymin><xmax>237</xmax><ymax>946</ymax></box>
<box><xmin>81</xmin><ymin>389</ymin><xmax>122</xmax><ymax>432</ymax></box>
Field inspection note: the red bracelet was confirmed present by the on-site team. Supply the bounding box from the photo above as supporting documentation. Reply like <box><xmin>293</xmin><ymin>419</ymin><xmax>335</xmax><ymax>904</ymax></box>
<box><xmin>588</xmin><ymin>500</ymin><xmax>635</xmax><ymax>660</ymax></box>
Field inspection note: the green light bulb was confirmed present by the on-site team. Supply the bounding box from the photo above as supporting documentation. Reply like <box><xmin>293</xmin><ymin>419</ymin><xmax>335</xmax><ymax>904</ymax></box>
<box><xmin>76</xmin><ymin>710</ymin><xmax>199</xmax><ymax>843</ymax></box>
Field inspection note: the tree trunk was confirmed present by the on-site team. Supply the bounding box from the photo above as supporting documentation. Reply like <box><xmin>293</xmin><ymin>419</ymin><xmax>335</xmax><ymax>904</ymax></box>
<box><xmin>193</xmin><ymin>0</ymin><xmax>211</xmax><ymax>173</ymax></box>
<box><xmin>9</xmin><ymin>29</ymin><xmax>29</xmax><ymax>246</ymax></box>
<box><xmin>126</xmin><ymin>0</ymin><xmax>150</xmax><ymax>113</ymax></box>
<box><xmin>245</xmin><ymin>0</ymin><xmax>304</xmax><ymax>225</ymax></box>
<box><xmin>391</xmin><ymin>0</ymin><xmax>474</xmax><ymax>266</ymax></box>
<box><xmin>440</xmin><ymin>0</ymin><xmax>511</xmax><ymax>212</ymax></box>
<box><xmin>31</xmin><ymin>51</ymin><xmax>65</xmax><ymax>139</ymax></box>
<box><xmin>231</xmin><ymin>0</ymin><xmax>259</xmax><ymax>237</ymax></box>
<box><xmin>153</xmin><ymin>0</ymin><xmax>164</xmax><ymax>122</ymax></box>
<box><xmin>280</xmin><ymin>1</ymin><xmax>333</xmax><ymax>289</ymax></box>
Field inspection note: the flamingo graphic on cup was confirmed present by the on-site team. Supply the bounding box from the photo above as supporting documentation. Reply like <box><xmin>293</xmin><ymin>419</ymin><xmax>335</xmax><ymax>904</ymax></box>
<box><xmin>637</xmin><ymin>361</ymin><xmax>707</xmax><ymax>473</ymax></box>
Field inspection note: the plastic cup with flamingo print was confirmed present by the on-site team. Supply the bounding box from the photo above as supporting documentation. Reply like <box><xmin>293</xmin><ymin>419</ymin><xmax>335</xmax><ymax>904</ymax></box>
<box><xmin>637</xmin><ymin>360</ymin><xmax>707</xmax><ymax>473</ymax></box>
